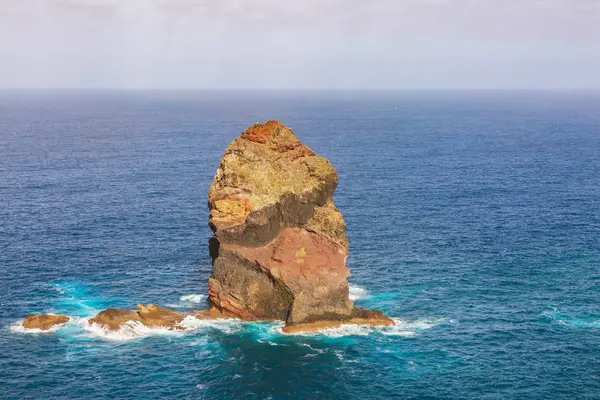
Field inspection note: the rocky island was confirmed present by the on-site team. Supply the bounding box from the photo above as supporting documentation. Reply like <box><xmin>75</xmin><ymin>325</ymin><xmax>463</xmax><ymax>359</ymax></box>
<box><xmin>207</xmin><ymin>120</ymin><xmax>392</xmax><ymax>332</ymax></box>
<box><xmin>19</xmin><ymin>121</ymin><xmax>392</xmax><ymax>334</ymax></box>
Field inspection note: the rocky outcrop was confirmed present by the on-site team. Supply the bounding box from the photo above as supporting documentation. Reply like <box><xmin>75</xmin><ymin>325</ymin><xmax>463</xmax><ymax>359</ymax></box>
<box><xmin>207</xmin><ymin>120</ymin><xmax>393</xmax><ymax>330</ymax></box>
<box><xmin>18</xmin><ymin>121</ymin><xmax>393</xmax><ymax>336</ymax></box>
<box><xmin>88</xmin><ymin>304</ymin><xmax>183</xmax><ymax>330</ymax></box>
<box><xmin>282</xmin><ymin>309</ymin><xmax>394</xmax><ymax>333</ymax></box>
<box><xmin>22</xmin><ymin>314</ymin><xmax>70</xmax><ymax>330</ymax></box>
<box><xmin>88</xmin><ymin>304</ymin><xmax>234</xmax><ymax>331</ymax></box>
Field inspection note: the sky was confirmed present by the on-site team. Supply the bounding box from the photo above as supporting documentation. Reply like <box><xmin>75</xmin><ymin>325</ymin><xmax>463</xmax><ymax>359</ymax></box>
<box><xmin>1</xmin><ymin>0</ymin><xmax>600</xmax><ymax>90</ymax></box>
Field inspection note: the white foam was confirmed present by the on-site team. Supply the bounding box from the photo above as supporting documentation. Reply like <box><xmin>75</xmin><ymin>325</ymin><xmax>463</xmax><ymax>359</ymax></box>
<box><xmin>541</xmin><ymin>309</ymin><xmax>600</xmax><ymax>328</ymax></box>
<box><xmin>179</xmin><ymin>294</ymin><xmax>206</xmax><ymax>304</ymax></box>
<box><xmin>166</xmin><ymin>294</ymin><xmax>207</xmax><ymax>309</ymax></box>
<box><xmin>79</xmin><ymin>314</ymin><xmax>246</xmax><ymax>341</ymax></box>
<box><xmin>277</xmin><ymin>317</ymin><xmax>452</xmax><ymax>338</ymax></box>
<box><xmin>348</xmin><ymin>284</ymin><xmax>367</xmax><ymax>301</ymax></box>
<box><xmin>382</xmin><ymin>318</ymin><xmax>454</xmax><ymax>336</ymax></box>
<box><xmin>10</xmin><ymin>316</ymin><xmax>71</xmax><ymax>334</ymax></box>
<box><xmin>178</xmin><ymin>315</ymin><xmax>243</xmax><ymax>334</ymax></box>
<box><xmin>84</xmin><ymin>319</ymin><xmax>185</xmax><ymax>341</ymax></box>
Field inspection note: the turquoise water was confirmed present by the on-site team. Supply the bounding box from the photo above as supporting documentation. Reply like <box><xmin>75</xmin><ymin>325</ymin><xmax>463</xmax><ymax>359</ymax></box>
<box><xmin>1</xmin><ymin>92</ymin><xmax>599</xmax><ymax>399</ymax></box>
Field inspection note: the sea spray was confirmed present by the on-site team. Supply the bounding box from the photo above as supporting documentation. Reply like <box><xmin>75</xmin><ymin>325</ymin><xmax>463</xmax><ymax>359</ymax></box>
<box><xmin>349</xmin><ymin>284</ymin><xmax>368</xmax><ymax>301</ymax></box>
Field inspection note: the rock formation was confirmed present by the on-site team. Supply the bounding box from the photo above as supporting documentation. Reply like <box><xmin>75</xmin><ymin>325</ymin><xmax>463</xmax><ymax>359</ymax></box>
<box><xmin>20</xmin><ymin>120</ymin><xmax>392</xmax><ymax>335</ymax></box>
<box><xmin>22</xmin><ymin>314</ymin><xmax>70</xmax><ymax>330</ymax></box>
<box><xmin>88</xmin><ymin>304</ymin><xmax>233</xmax><ymax>331</ymax></box>
<box><xmin>207</xmin><ymin>120</ymin><xmax>393</xmax><ymax>330</ymax></box>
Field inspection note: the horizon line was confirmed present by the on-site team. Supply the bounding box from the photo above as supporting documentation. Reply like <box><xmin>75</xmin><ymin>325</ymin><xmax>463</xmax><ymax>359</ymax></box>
<box><xmin>1</xmin><ymin>88</ymin><xmax>600</xmax><ymax>93</ymax></box>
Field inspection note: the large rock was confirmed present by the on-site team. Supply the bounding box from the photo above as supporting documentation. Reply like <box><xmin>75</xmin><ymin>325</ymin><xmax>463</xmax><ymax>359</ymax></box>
<box><xmin>22</xmin><ymin>314</ymin><xmax>70</xmax><ymax>330</ymax></box>
<box><xmin>207</xmin><ymin>120</ymin><xmax>391</xmax><ymax>328</ymax></box>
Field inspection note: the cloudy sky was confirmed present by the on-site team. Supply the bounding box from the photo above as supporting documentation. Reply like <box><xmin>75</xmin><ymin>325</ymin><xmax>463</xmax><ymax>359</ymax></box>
<box><xmin>1</xmin><ymin>0</ymin><xmax>600</xmax><ymax>89</ymax></box>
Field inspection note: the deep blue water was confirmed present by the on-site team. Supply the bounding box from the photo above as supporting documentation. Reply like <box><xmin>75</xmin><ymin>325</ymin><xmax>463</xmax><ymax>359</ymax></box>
<box><xmin>1</xmin><ymin>91</ymin><xmax>599</xmax><ymax>399</ymax></box>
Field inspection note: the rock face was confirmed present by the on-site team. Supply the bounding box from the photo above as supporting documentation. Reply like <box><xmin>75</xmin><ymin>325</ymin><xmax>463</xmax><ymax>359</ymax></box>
<box><xmin>22</xmin><ymin>314</ymin><xmax>70</xmax><ymax>330</ymax></box>
<box><xmin>207</xmin><ymin>120</ymin><xmax>391</xmax><ymax>328</ymax></box>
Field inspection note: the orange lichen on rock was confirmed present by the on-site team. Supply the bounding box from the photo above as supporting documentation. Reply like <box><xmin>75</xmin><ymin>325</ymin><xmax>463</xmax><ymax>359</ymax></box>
<box><xmin>240</xmin><ymin>120</ymin><xmax>315</xmax><ymax>154</ymax></box>
<box><xmin>241</xmin><ymin>120</ymin><xmax>287</xmax><ymax>144</ymax></box>
<box><xmin>210</xmin><ymin>197</ymin><xmax>254</xmax><ymax>225</ymax></box>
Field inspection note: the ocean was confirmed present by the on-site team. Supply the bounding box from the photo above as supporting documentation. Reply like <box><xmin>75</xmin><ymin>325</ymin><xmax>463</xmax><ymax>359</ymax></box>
<box><xmin>1</xmin><ymin>91</ymin><xmax>599</xmax><ymax>399</ymax></box>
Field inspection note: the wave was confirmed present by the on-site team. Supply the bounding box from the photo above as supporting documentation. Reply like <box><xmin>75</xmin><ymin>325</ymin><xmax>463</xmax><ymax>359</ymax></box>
<box><xmin>11</xmin><ymin>313</ymin><xmax>452</xmax><ymax>340</ymax></box>
<box><xmin>82</xmin><ymin>315</ymin><xmax>243</xmax><ymax>341</ymax></box>
<box><xmin>275</xmin><ymin>318</ymin><xmax>453</xmax><ymax>338</ymax></box>
<box><xmin>178</xmin><ymin>316</ymin><xmax>242</xmax><ymax>334</ymax></box>
<box><xmin>179</xmin><ymin>294</ymin><xmax>206</xmax><ymax>304</ymax></box>
<box><xmin>541</xmin><ymin>308</ymin><xmax>600</xmax><ymax>329</ymax></box>
<box><xmin>85</xmin><ymin>320</ymin><xmax>186</xmax><ymax>341</ymax></box>
<box><xmin>166</xmin><ymin>293</ymin><xmax>207</xmax><ymax>309</ymax></box>
<box><xmin>348</xmin><ymin>284</ymin><xmax>368</xmax><ymax>301</ymax></box>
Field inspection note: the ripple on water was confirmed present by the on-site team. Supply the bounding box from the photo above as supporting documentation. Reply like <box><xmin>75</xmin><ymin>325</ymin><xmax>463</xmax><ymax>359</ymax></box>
<box><xmin>541</xmin><ymin>308</ymin><xmax>600</xmax><ymax>329</ymax></box>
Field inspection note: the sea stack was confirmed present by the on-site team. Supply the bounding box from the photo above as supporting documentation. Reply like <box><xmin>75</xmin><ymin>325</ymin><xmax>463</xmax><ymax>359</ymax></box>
<box><xmin>19</xmin><ymin>121</ymin><xmax>392</xmax><ymax>335</ymax></box>
<box><xmin>207</xmin><ymin>120</ymin><xmax>393</xmax><ymax>331</ymax></box>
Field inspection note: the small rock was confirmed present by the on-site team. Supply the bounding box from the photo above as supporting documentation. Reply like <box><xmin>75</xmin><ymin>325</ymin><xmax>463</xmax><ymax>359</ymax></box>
<box><xmin>22</xmin><ymin>314</ymin><xmax>70</xmax><ymax>330</ymax></box>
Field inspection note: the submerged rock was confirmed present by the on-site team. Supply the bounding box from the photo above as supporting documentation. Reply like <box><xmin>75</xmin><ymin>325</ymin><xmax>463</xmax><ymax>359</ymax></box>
<box><xmin>88</xmin><ymin>308</ymin><xmax>140</xmax><ymax>330</ymax></box>
<box><xmin>22</xmin><ymin>314</ymin><xmax>70</xmax><ymax>330</ymax></box>
<box><xmin>282</xmin><ymin>309</ymin><xmax>394</xmax><ymax>334</ymax></box>
<box><xmin>207</xmin><ymin>120</ymin><xmax>393</xmax><ymax>330</ymax></box>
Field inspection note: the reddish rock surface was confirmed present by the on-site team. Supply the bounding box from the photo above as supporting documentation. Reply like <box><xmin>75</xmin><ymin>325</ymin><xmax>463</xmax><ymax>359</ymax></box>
<box><xmin>207</xmin><ymin>121</ymin><xmax>393</xmax><ymax>329</ymax></box>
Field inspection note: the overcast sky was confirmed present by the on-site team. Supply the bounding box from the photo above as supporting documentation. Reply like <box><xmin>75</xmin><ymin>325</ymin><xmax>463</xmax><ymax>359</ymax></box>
<box><xmin>1</xmin><ymin>0</ymin><xmax>600</xmax><ymax>90</ymax></box>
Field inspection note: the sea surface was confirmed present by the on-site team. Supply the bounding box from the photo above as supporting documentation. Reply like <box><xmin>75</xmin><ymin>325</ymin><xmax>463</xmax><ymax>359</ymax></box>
<box><xmin>1</xmin><ymin>91</ymin><xmax>599</xmax><ymax>399</ymax></box>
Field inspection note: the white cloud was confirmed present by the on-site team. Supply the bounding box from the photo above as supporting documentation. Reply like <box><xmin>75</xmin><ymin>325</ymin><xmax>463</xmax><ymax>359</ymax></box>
<box><xmin>0</xmin><ymin>0</ymin><xmax>599</xmax><ymax>89</ymax></box>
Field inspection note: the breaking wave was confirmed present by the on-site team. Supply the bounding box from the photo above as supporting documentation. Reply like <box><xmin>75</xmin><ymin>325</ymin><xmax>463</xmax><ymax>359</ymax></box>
<box><xmin>85</xmin><ymin>320</ymin><xmax>185</xmax><ymax>341</ymax></box>
<box><xmin>349</xmin><ymin>284</ymin><xmax>368</xmax><ymax>301</ymax></box>
<box><xmin>11</xmin><ymin>314</ymin><xmax>452</xmax><ymax>340</ymax></box>
<box><xmin>83</xmin><ymin>315</ymin><xmax>243</xmax><ymax>341</ymax></box>
<box><xmin>541</xmin><ymin>308</ymin><xmax>600</xmax><ymax>329</ymax></box>
<box><xmin>275</xmin><ymin>318</ymin><xmax>453</xmax><ymax>338</ymax></box>
<box><xmin>179</xmin><ymin>294</ymin><xmax>206</xmax><ymax>304</ymax></box>
<box><xmin>178</xmin><ymin>316</ymin><xmax>243</xmax><ymax>334</ymax></box>
<box><xmin>166</xmin><ymin>293</ymin><xmax>207</xmax><ymax>309</ymax></box>
<box><xmin>10</xmin><ymin>316</ymin><xmax>71</xmax><ymax>334</ymax></box>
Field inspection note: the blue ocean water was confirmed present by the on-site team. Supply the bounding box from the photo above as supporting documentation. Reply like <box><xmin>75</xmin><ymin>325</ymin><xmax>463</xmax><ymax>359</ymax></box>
<box><xmin>1</xmin><ymin>91</ymin><xmax>599</xmax><ymax>399</ymax></box>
